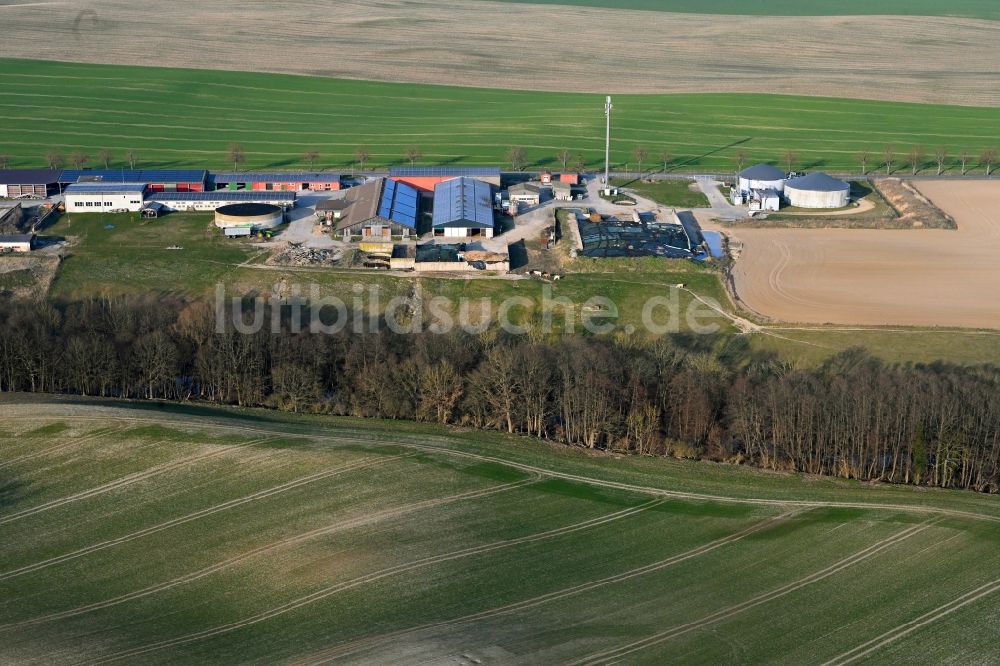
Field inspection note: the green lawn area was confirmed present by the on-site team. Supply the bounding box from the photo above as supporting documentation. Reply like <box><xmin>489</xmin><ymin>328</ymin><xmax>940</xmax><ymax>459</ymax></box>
<box><xmin>2</xmin><ymin>59</ymin><xmax>1000</xmax><ymax>175</ymax></box>
<box><xmin>0</xmin><ymin>399</ymin><xmax>997</xmax><ymax>664</ymax></box>
<box><xmin>47</xmin><ymin>212</ymin><xmax>253</xmax><ymax>300</ymax></box>
<box><xmin>483</xmin><ymin>0</ymin><xmax>1000</xmax><ymax>19</ymax></box>
<box><xmin>612</xmin><ymin>177</ymin><xmax>711</xmax><ymax>208</ymax></box>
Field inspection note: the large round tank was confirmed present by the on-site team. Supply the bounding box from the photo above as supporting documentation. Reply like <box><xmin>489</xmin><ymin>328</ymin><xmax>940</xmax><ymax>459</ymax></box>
<box><xmin>785</xmin><ymin>173</ymin><xmax>850</xmax><ymax>208</ymax></box>
<box><xmin>214</xmin><ymin>203</ymin><xmax>284</xmax><ymax>229</ymax></box>
<box><xmin>738</xmin><ymin>163</ymin><xmax>786</xmax><ymax>193</ymax></box>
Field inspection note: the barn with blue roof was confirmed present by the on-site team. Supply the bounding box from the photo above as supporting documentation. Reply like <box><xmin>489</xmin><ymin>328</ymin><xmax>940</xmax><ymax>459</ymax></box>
<box><xmin>432</xmin><ymin>177</ymin><xmax>495</xmax><ymax>238</ymax></box>
<box><xmin>60</xmin><ymin>169</ymin><xmax>207</xmax><ymax>192</ymax></box>
<box><xmin>335</xmin><ymin>178</ymin><xmax>420</xmax><ymax>241</ymax></box>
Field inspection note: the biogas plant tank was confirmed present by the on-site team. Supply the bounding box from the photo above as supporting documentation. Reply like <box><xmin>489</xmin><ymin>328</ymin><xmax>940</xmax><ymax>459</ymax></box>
<box><xmin>214</xmin><ymin>203</ymin><xmax>284</xmax><ymax>230</ymax></box>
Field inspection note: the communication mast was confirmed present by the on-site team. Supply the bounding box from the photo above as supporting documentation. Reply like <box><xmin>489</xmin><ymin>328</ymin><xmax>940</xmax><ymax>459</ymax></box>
<box><xmin>604</xmin><ymin>96</ymin><xmax>613</xmax><ymax>184</ymax></box>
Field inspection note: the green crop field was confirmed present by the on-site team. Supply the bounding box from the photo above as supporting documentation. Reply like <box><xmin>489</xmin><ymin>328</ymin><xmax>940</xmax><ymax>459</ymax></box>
<box><xmin>2</xmin><ymin>59</ymin><xmax>1000</xmax><ymax>175</ymax></box>
<box><xmin>486</xmin><ymin>0</ymin><xmax>1000</xmax><ymax>20</ymax></box>
<box><xmin>0</xmin><ymin>398</ymin><xmax>998</xmax><ymax>664</ymax></box>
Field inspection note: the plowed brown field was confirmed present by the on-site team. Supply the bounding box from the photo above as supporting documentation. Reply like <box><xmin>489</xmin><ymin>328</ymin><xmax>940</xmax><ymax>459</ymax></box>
<box><xmin>728</xmin><ymin>181</ymin><xmax>1000</xmax><ymax>328</ymax></box>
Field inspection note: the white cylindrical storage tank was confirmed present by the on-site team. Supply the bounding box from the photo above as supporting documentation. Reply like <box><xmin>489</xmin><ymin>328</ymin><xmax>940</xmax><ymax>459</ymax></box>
<box><xmin>214</xmin><ymin>203</ymin><xmax>284</xmax><ymax>230</ymax></box>
<box><xmin>738</xmin><ymin>163</ymin><xmax>786</xmax><ymax>193</ymax></box>
<box><xmin>785</xmin><ymin>173</ymin><xmax>850</xmax><ymax>209</ymax></box>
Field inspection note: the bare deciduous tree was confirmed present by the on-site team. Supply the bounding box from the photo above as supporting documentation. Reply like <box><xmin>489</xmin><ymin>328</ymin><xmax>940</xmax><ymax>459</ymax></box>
<box><xmin>934</xmin><ymin>147</ymin><xmax>949</xmax><ymax>176</ymax></box>
<box><xmin>44</xmin><ymin>150</ymin><xmax>65</xmax><ymax>170</ymax></box>
<box><xmin>506</xmin><ymin>146</ymin><xmax>527</xmax><ymax>172</ymax></box>
<box><xmin>857</xmin><ymin>150</ymin><xmax>872</xmax><ymax>175</ymax></box>
<box><xmin>404</xmin><ymin>146</ymin><xmax>422</xmax><ymax>166</ymax></box>
<box><xmin>0</xmin><ymin>153</ymin><xmax>10</xmax><ymax>170</ymax></box>
<box><xmin>659</xmin><ymin>149</ymin><xmax>672</xmax><ymax>173</ymax></box>
<box><xmin>632</xmin><ymin>146</ymin><xmax>649</xmax><ymax>177</ymax></box>
<box><xmin>883</xmin><ymin>145</ymin><xmax>895</xmax><ymax>175</ymax></box>
<box><xmin>958</xmin><ymin>150</ymin><xmax>971</xmax><ymax>176</ymax></box>
<box><xmin>907</xmin><ymin>145</ymin><xmax>925</xmax><ymax>175</ymax></box>
<box><xmin>125</xmin><ymin>149</ymin><xmax>138</xmax><ymax>169</ymax></box>
<box><xmin>981</xmin><ymin>147</ymin><xmax>998</xmax><ymax>177</ymax></box>
<box><xmin>304</xmin><ymin>150</ymin><xmax>320</xmax><ymax>169</ymax></box>
<box><xmin>228</xmin><ymin>143</ymin><xmax>246</xmax><ymax>172</ymax></box>
<box><xmin>556</xmin><ymin>148</ymin><xmax>572</xmax><ymax>171</ymax></box>
<box><xmin>70</xmin><ymin>151</ymin><xmax>89</xmax><ymax>170</ymax></box>
<box><xmin>733</xmin><ymin>150</ymin><xmax>747</xmax><ymax>174</ymax></box>
<box><xmin>783</xmin><ymin>150</ymin><xmax>799</xmax><ymax>174</ymax></box>
<box><xmin>354</xmin><ymin>146</ymin><xmax>371</xmax><ymax>172</ymax></box>
<box><xmin>98</xmin><ymin>149</ymin><xmax>113</xmax><ymax>169</ymax></box>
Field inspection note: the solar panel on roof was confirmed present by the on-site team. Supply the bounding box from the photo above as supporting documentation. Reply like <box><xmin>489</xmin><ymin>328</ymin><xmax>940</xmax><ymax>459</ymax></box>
<box><xmin>149</xmin><ymin>191</ymin><xmax>295</xmax><ymax>202</ymax></box>
<box><xmin>211</xmin><ymin>172</ymin><xmax>340</xmax><ymax>183</ymax></box>
<box><xmin>60</xmin><ymin>169</ymin><xmax>207</xmax><ymax>184</ymax></box>
<box><xmin>64</xmin><ymin>182</ymin><xmax>147</xmax><ymax>193</ymax></box>
<box><xmin>390</xmin><ymin>166</ymin><xmax>500</xmax><ymax>178</ymax></box>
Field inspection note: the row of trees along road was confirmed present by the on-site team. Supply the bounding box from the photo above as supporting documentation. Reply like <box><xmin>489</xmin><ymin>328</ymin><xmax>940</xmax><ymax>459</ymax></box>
<box><xmin>14</xmin><ymin>144</ymin><xmax>997</xmax><ymax>176</ymax></box>
<box><xmin>1</xmin><ymin>296</ymin><xmax>998</xmax><ymax>494</ymax></box>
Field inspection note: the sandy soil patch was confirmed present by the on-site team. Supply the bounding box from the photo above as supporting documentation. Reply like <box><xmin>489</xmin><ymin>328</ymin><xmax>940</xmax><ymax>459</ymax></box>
<box><xmin>1</xmin><ymin>1</ymin><xmax>999</xmax><ymax>105</ymax></box>
<box><xmin>724</xmin><ymin>180</ymin><xmax>1000</xmax><ymax>328</ymax></box>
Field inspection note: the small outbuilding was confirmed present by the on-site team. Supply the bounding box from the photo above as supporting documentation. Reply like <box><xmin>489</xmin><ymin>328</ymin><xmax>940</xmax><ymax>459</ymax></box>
<box><xmin>552</xmin><ymin>181</ymin><xmax>573</xmax><ymax>201</ymax></box>
<box><xmin>0</xmin><ymin>234</ymin><xmax>35</xmax><ymax>253</ymax></box>
<box><xmin>507</xmin><ymin>182</ymin><xmax>541</xmax><ymax>207</ymax></box>
<box><xmin>785</xmin><ymin>172</ymin><xmax>851</xmax><ymax>209</ymax></box>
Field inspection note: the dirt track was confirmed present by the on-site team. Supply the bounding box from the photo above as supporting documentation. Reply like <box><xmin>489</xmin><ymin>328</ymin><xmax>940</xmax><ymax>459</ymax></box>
<box><xmin>727</xmin><ymin>181</ymin><xmax>1000</xmax><ymax>329</ymax></box>
<box><xmin>1</xmin><ymin>0</ymin><xmax>999</xmax><ymax>105</ymax></box>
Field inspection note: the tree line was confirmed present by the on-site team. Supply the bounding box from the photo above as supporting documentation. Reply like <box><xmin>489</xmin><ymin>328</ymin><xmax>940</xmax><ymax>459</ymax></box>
<box><xmin>6</xmin><ymin>143</ymin><xmax>995</xmax><ymax>177</ymax></box>
<box><xmin>0</xmin><ymin>296</ymin><xmax>997</xmax><ymax>494</ymax></box>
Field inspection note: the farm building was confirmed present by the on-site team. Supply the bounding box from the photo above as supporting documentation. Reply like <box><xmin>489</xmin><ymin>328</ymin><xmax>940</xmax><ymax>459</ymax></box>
<box><xmin>389</xmin><ymin>166</ymin><xmax>502</xmax><ymax>192</ymax></box>
<box><xmin>0</xmin><ymin>234</ymin><xmax>35</xmax><ymax>253</ymax></box>
<box><xmin>0</xmin><ymin>169</ymin><xmax>61</xmax><ymax>198</ymax></box>
<box><xmin>559</xmin><ymin>173</ymin><xmax>580</xmax><ymax>185</ymax></box>
<box><xmin>64</xmin><ymin>183</ymin><xmax>147</xmax><ymax>212</ymax></box>
<box><xmin>211</xmin><ymin>172</ymin><xmax>341</xmax><ymax>192</ymax></box>
<box><xmin>552</xmin><ymin>181</ymin><xmax>573</xmax><ymax>201</ymax></box>
<box><xmin>147</xmin><ymin>191</ymin><xmax>296</xmax><ymax>212</ymax></box>
<box><xmin>432</xmin><ymin>177</ymin><xmax>495</xmax><ymax>238</ymax></box>
<box><xmin>60</xmin><ymin>169</ymin><xmax>208</xmax><ymax>192</ymax></box>
<box><xmin>214</xmin><ymin>203</ymin><xmax>285</xmax><ymax>231</ymax></box>
<box><xmin>747</xmin><ymin>189</ymin><xmax>781</xmax><ymax>212</ymax></box>
<box><xmin>335</xmin><ymin>178</ymin><xmax>419</xmax><ymax>242</ymax></box>
<box><xmin>737</xmin><ymin>163</ymin><xmax>786</xmax><ymax>193</ymax></box>
<box><xmin>508</xmin><ymin>182</ymin><xmax>541</xmax><ymax>206</ymax></box>
<box><xmin>785</xmin><ymin>172</ymin><xmax>850</xmax><ymax>208</ymax></box>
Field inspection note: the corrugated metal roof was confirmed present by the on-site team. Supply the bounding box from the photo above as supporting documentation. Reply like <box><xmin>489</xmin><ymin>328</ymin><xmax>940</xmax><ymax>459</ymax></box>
<box><xmin>148</xmin><ymin>191</ymin><xmax>295</xmax><ymax>202</ymax></box>
<box><xmin>738</xmin><ymin>163</ymin><xmax>785</xmax><ymax>181</ymax></box>
<box><xmin>786</xmin><ymin>172</ymin><xmax>850</xmax><ymax>192</ymax></box>
<box><xmin>211</xmin><ymin>172</ymin><xmax>340</xmax><ymax>183</ymax></box>
<box><xmin>432</xmin><ymin>177</ymin><xmax>494</xmax><ymax>229</ymax></box>
<box><xmin>389</xmin><ymin>166</ymin><xmax>500</xmax><ymax>178</ymax></box>
<box><xmin>0</xmin><ymin>169</ymin><xmax>60</xmax><ymax>185</ymax></box>
<box><xmin>60</xmin><ymin>169</ymin><xmax>208</xmax><ymax>183</ymax></box>
<box><xmin>64</xmin><ymin>182</ymin><xmax>147</xmax><ymax>194</ymax></box>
